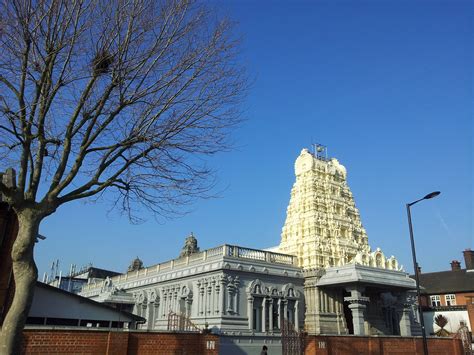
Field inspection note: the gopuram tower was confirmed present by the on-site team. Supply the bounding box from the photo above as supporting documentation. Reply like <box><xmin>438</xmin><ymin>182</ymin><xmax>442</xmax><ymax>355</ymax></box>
<box><xmin>279</xmin><ymin>146</ymin><xmax>399</xmax><ymax>271</ymax></box>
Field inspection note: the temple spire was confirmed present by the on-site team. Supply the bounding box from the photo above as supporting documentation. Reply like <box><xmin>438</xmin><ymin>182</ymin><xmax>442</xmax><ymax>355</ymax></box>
<box><xmin>278</xmin><ymin>148</ymin><xmax>399</xmax><ymax>270</ymax></box>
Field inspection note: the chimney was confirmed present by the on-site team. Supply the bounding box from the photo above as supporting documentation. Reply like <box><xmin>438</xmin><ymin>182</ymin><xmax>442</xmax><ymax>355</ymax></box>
<box><xmin>463</xmin><ymin>249</ymin><xmax>474</xmax><ymax>270</ymax></box>
<box><xmin>450</xmin><ymin>260</ymin><xmax>461</xmax><ymax>271</ymax></box>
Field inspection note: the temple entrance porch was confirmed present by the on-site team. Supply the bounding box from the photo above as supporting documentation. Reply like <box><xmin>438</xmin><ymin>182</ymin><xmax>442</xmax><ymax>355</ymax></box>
<box><xmin>304</xmin><ymin>263</ymin><xmax>419</xmax><ymax>336</ymax></box>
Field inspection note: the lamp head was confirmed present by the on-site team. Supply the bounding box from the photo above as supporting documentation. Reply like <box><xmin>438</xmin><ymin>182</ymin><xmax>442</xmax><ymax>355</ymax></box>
<box><xmin>423</xmin><ymin>191</ymin><xmax>441</xmax><ymax>200</ymax></box>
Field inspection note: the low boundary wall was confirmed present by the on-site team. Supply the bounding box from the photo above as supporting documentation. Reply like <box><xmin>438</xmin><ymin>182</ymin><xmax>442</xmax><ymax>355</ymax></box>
<box><xmin>305</xmin><ymin>335</ymin><xmax>464</xmax><ymax>355</ymax></box>
<box><xmin>21</xmin><ymin>329</ymin><xmax>466</xmax><ymax>355</ymax></box>
<box><xmin>22</xmin><ymin>329</ymin><xmax>219</xmax><ymax>355</ymax></box>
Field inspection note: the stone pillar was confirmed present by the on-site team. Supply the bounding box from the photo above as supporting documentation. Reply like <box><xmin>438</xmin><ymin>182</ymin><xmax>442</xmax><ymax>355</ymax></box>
<box><xmin>234</xmin><ymin>277</ymin><xmax>240</xmax><ymax>315</ymax></box>
<box><xmin>344</xmin><ymin>288</ymin><xmax>369</xmax><ymax>336</ymax></box>
<box><xmin>207</xmin><ymin>283</ymin><xmax>212</xmax><ymax>315</ymax></box>
<box><xmin>227</xmin><ymin>286</ymin><xmax>234</xmax><ymax>314</ymax></box>
<box><xmin>399</xmin><ymin>304</ymin><xmax>412</xmax><ymax>336</ymax></box>
<box><xmin>211</xmin><ymin>279</ymin><xmax>216</xmax><ymax>314</ymax></box>
<box><xmin>220</xmin><ymin>277</ymin><xmax>226</xmax><ymax>315</ymax></box>
<box><xmin>261</xmin><ymin>299</ymin><xmax>266</xmax><ymax>332</ymax></box>
<box><xmin>294</xmin><ymin>300</ymin><xmax>299</xmax><ymax>330</ymax></box>
<box><xmin>233</xmin><ymin>289</ymin><xmax>239</xmax><ymax>315</ymax></box>
<box><xmin>186</xmin><ymin>297</ymin><xmax>192</xmax><ymax>318</ymax></box>
<box><xmin>215</xmin><ymin>283</ymin><xmax>220</xmax><ymax>315</ymax></box>
<box><xmin>147</xmin><ymin>302</ymin><xmax>154</xmax><ymax>330</ymax></box>
<box><xmin>269</xmin><ymin>299</ymin><xmax>274</xmax><ymax>331</ymax></box>
<box><xmin>162</xmin><ymin>294</ymin><xmax>167</xmax><ymax>317</ymax></box>
<box><xmin>202</xmin><ymin>282</ymin><xmax>208</xmax><ymax>315</ymax></box>
<box><xmin>283</xmin><ymin>300</ymin><xmax>288</xmax><ymax>320</ymax></box>
<box><xmin>347</xmin><ymin>301</ymin><xmax>367</xmax><ymax>335</ymax></box>
<box><xmin>141</xmin><ymin>303</ymin><xmax>147</xmax><ymax>327</ymax></box>
<box><xmin>277</xmin><ymin>298</ymin><xmax>282</xmax><ymax>329</ymax></box>
<box><xmin>318</xmin><ymin>289</ymin><xmax>323</xmax><ymax>312</ymax></box>
<box><xmin>199</xmin><ymin>285</ymin><xmax>204</xmax><ymax>316</ymax></box>
<box><xmin>248</xmin><ymin>297</ymin><xmax>254</xmax><ymax>330</ymax></box>
<box><xmin>154</xmin><ymin>302</ymin><xmax>160</xmax><ymax>325</ymax></box>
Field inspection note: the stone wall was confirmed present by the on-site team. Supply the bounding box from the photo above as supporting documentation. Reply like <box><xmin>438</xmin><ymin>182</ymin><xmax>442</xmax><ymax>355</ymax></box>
<box><xmin>21</xmin><ymin>329</ymin><xmax>219</xmax><ymax>355</ymax></box>
<box><xmin>304</xmin><ymin>335</ymin><xmax>464</xmax><ymax>355</ymax></box>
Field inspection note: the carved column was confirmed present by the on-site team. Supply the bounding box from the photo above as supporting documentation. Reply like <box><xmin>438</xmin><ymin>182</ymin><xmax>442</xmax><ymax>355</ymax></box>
<box><xmin>277</xmin><ymin>299</ymin><xmax>282</xmax><ymax>329</ymax></box>
<box><xmin>344</xmin><ymin>290</ymin><xmax>369</xmax><ymax>336</ymax></box>
<box><xmin>207</xmin><ymin>282</ymin><xmax>212</xmax><ymax>315</ymax></box>
<box><xmin>261</xmin><ymin>298</ymin><xmax>266</xmax><ymax>332</ymax></box>
<box><xmin>215</xmin><ymin>282</ymin><xmax>220</xmax><ymax>315</ymax></box>
<box><xmin>233</xmin><ymin>277</ymin><xmax>240</xmax><ymax>315</ymax></box>
<box><xmin>220</xmin><ymin>277</ymin><xmax>226</xmax><ymax>315</ymax></box>
<box><xmin>202</xmin><ymin>282</ymin><xmax>207</xmax><ymax>315</ymax></box>
<box><xmin>141</xmin><ymin>303</ymin><xmax>147</xmax><ymax>328</ymax></box>
<box><xmin>154</xmin><ymin>302</ymin><xmax>160</xmax><ymax>326</ymax></box>
<box><xmin>294</xmin><ymin>300</ymin><xmax>299</xmax><ymax>331</ymax></box>
<box><xmin>269</xmin><ymin>299</ymin><xmax>274</xmax><ymax>331</ymax></box>
<box><xmin>161</xmin><ymin>293</ymin><xmax>166</xmax><ymax>318</ymax></box>
<box><xmin>208</xmin><ymin>279</ymin><xmax>216</xmax><ymax>315</ymax></box>
<box><xmin>318</xmin><ymin>289</ymin><xmax>323</xmax><ymax>312</ymax></box>
<box><xmin>186</xmin><ymin>297</ymin><xmax>192</xmax><ymax>318</ymax></box>
<box><xmin>147</xmin><ymin>301</ymin><xmax>154</xmax><ymax>330</ymax></box>
<box><xmin>199</xmin><ymin>283</ymin><xmax>204</xmax><ymax>316</ymax></box>
<box><xmin>248</xmin><ymin>297</ymin><xmax>254</xmax><ymax>330</ymax></box>
<box><xmin>227</xmin><ymin>284</ymin><xmax>234</xmax><ymax>314</ymax></box>
<box><xmin>399</xmin><ymin>304</ymin><xmax>412</xmax><ymax>336</ymax></box>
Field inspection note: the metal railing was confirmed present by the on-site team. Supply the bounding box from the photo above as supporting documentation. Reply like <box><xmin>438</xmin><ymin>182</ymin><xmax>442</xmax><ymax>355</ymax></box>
<box><xmin>167</xmin><ymin>311</ymin><xmax>200</xmax><ymax>333</ymax></box>
<box><xmin>281</xmin><ymin>319</ymin><xmax>305</xmax><ymax>355</ymax></box>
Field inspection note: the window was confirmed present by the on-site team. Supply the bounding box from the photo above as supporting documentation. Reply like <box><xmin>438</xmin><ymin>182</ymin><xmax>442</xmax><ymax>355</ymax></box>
<box><xmin>445</xmin><ymin>294</ymin><xmax>456</xmax><ymax>306</ymax></box>
<box><xmin>430</xmin><ymin>295</ymin><xmax>441</xmax><ymax>307</ymax></box>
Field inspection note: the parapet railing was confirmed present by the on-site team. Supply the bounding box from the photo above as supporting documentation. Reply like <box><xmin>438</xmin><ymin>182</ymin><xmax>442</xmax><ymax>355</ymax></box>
<box><xmin>80</xmin><ymin>244</ymin><xmax>297</xmax><ymax>295</ymax></box>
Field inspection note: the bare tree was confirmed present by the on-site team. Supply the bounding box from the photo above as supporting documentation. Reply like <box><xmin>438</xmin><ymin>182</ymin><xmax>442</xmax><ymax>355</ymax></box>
<box><xmin>0</xmin><ymin>0</ymin><xmax>246</xmax><ymax>353</ymax></box>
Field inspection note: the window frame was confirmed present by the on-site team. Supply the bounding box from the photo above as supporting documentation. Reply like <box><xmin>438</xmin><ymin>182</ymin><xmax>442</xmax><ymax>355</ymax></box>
<box><xmin>445</xmin><ymin>294</ymin><xmax>456</xmax><ymax>306</ymax></box>
<box><xmin>430</xmin><ymin>295</ymin><xmax>441</xmax><ymax>307</ymax></box>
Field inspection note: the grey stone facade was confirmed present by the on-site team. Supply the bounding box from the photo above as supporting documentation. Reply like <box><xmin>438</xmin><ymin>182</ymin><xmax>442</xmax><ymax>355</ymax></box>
<box><xmin>80</xmin><ymin>245</ymin><xmax>305</xmax><ymax>335</ymax></box>
<box><xmin>80</xmin><ymin>244</ymin><xmax>420</xmax><ymax>342</ymax></box>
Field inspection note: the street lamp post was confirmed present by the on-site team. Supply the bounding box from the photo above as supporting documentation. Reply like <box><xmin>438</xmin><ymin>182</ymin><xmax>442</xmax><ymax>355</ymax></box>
<box><xmin>406</xmin><ymin>191</ymin><xmax>440</xmax><ymax>355</ymax></box>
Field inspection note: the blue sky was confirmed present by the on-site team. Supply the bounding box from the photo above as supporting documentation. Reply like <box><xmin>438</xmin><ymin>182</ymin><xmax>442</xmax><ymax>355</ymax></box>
<box><xmin>36</xmin><ymin>0</ymin><xmax>472</xmax><ymax>278</ymax></box>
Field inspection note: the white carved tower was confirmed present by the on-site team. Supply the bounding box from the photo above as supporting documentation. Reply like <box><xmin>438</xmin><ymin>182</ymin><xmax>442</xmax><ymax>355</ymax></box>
<box><xmin>279</xmin><ymin>147</ymin><xmax>399</xmax><ymax>270</ymax></box>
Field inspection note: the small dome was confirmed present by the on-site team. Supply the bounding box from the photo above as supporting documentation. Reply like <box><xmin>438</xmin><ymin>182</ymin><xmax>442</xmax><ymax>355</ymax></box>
<box><xmin>128</xmin><ymin>256</ymin><xmax>143</xmax><ymax>272</ymax></box>
<box><xmin>179</xmin><ymin>232</ymin><xmax>200</xmax><ymax>258</ymax></box>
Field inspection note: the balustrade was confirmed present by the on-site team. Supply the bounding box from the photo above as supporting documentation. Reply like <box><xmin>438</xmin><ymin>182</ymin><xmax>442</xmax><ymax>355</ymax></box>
<box><xmin>80</xmin><ymin>244</ymin><xmax>296</xmax><ymax>296</ymax></box>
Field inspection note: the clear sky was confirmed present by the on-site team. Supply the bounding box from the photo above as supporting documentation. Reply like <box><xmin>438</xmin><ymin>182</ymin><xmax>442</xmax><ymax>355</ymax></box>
<box><xmin>36</xmin><ymin>0</ymin><xmax>472</xmax><ymax>279</ymax></box>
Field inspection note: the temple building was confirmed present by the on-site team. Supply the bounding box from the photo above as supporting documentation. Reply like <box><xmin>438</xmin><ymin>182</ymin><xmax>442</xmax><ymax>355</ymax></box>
<box><xmin>79</xmin><ymin>242</ymin><xmax>305</xmax><ymax>354</ymax></box>
<box><xmin>79</xmin><ymin>147</ymin><xmax>421</xmax><ymax>354</ymax></box>
<box><xmin>274</xmin><ymin>147</ymin><xmax>418</xmax><ymax>336</ymax></box>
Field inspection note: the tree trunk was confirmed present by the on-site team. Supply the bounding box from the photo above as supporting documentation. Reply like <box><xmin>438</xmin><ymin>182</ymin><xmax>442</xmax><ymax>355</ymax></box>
<box><xmin>0</xmin><ymin>210</ymin><xmax>41</xmax><ymax>355</ymax></box>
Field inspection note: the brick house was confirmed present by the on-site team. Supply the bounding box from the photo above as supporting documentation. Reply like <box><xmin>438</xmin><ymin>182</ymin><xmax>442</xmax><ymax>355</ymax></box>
<box><xmin>418</xmin><ymin>250</ymin><xmax>474</xmax><ymax>307</ymax></box>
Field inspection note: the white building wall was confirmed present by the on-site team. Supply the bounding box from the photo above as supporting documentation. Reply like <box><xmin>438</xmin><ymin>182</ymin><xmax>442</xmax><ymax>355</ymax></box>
<box><xmin>423</xmin><ymin>309</ymin><xmax>471</xmax><ymax>334</ymax></box>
